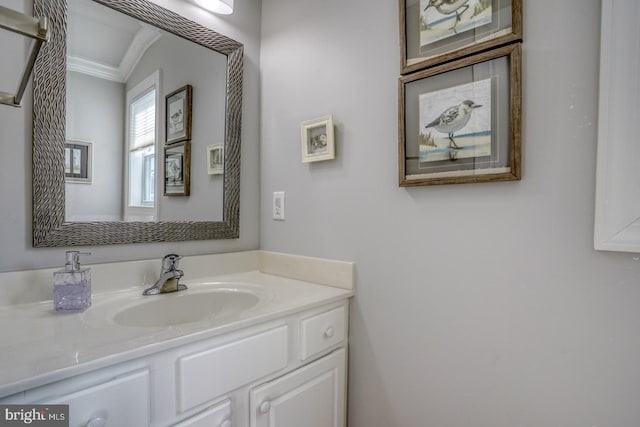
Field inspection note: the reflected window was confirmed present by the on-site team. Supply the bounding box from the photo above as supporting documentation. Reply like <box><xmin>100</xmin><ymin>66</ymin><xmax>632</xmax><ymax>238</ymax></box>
<box><xmin>128</xmin><ymin>88</ymin><xmax>155</xmax><ymax>207</ymax></box>
<box><xmin>124</xmin><ymin>70</ymin><xmax>160</xmax><ymax>221</ymax></box>
<box><xmin>142</xmin><ymin>151</ymin><xmax>155</xmax><ymax>205</ymax></box>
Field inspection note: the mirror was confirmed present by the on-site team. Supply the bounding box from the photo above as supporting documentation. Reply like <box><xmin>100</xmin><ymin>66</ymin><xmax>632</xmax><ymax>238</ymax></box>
<box><xmin>66</xmin><ymin>0</ymin><xmax>227</xmax><ymax>223</ymax></box>
<box><xmin>594</xmin><ymin>0</ymin><xmax>640</xmax><ymax>252</ymax></box>
<box><xmin>32</xmin><ymin>0</ymin><xmax>243</xmax><ymax>247</ymax></box>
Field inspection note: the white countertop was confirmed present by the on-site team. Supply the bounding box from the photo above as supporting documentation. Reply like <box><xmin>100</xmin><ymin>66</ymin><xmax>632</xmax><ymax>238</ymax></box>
<box><xmin>0</xmin><ymin>270</ymin><xmax>353</xmax><ymax>398</ymax></box>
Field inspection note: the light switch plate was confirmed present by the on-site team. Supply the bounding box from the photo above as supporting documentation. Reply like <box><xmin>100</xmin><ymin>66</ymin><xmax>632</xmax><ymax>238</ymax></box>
<box><xmin>273</xmin><ymin>192</ymin><xmax>285</xmax><ymax>220</ymax></box>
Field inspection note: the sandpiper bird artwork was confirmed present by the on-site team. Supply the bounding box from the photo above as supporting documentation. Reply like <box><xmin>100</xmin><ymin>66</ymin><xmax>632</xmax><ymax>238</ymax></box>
<box><xmin>424</xmin><ymin>100</ymin><xmax>481</xmax><ymax>149</ymax></box>
<box><xmin>424</xmin><ymin>0</ymin><xmax>470</xmax><ymax>31</ymax></box>
<box><xmin>420</xmin><ymin>0</ymin><xmax>492</xmax><ymax>47</ymax></box>
<box><xmin>170</xmin><ymin>108</ymin><xmax>183</xmax><ymax>131</ymax></box>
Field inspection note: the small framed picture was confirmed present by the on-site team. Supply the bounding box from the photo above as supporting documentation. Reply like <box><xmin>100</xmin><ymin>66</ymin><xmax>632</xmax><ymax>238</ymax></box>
<box><xmin>165</xmin><ymin>85</ymin><xmax>192</xmax><ymax>145</ymax></box>
<box><xmin>64</xmin><ymin>139</ymin><xmax>92</xmax><ymax>184</ymax></box>
<box><xmin>207</xmin><ymin>143</ymin><xmax>224</xmax><ymax>175</ymax></box>
<box><xmin>399</xmin><ymin>43</ymin><xmax>521</xmax><ymax>186</ymax></box>
<box><xmin>400</xmin><ymin>0</ymin><xmax>522</xmax><ymax>74</ymax></box>
<box><xmin>301</xmin><ymin>115</ymin><xmax>335</xmax><ymax>163</ymax></box>
<box><xmin>164</xmin><ymin>141</ymin><xmax>191</xmax><ymax>196</ymax></box>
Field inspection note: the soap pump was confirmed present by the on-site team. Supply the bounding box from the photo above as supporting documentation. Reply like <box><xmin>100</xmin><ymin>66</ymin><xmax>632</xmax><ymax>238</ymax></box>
<box><xmin>53</xmin><ymin>251</ymin><xmax>92</xmax><ymax>312</ymax></box>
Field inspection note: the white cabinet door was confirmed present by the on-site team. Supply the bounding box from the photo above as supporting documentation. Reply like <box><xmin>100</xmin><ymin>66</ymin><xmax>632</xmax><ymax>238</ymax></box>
<box><xmin>48</xmin><ymin>369</ymin><xmax>150</xmax><ymax>427</ymax></box>
<box><xmin>250</xmin><ymin>349</ymin><xmax>345</xmax><ymax>427</ymax></box>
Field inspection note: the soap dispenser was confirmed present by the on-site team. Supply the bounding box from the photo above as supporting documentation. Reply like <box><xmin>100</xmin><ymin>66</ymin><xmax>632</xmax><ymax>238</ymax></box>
<box><xmin>53</xmin><ymin>251</ymin><xmax>92</xmax><ymax>312</ymax></box>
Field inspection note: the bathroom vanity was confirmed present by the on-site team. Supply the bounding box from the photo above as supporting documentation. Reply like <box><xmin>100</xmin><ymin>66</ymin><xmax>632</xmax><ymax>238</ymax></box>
<box><xmin>0</xmin><ymin>252</ymin><xmax>354</xmax><ymax>427</ymax></box>
<box><xmin>1</xmin><ymin>0</ymin><xmax>353</xmax><ymax>423</ymax></box>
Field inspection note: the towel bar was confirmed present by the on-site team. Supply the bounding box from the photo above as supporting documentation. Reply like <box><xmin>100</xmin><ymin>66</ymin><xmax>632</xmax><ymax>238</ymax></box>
<box><xmin>0</xmin><ymin>5</ymin><xmax>48</xmax><ymax>107</ymax></box>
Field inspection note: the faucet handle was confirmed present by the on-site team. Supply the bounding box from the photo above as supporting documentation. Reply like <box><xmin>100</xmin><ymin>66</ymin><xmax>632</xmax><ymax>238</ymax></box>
<box><xmin>161</xmin><ymin>253</ymin><xmax>182</xmax><ymax>271</ymax></box>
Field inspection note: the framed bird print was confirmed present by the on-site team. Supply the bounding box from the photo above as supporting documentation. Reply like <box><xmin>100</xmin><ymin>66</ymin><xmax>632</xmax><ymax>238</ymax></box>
<box><xmin>165</xmin><ymin>85</ymin><xmax>193</xmax><ymax>145</ymax></box>
<box><xmin>64</xmin><ymin>139</ymin><xmax>92</xmax><ymax>184</ymax></box>
<box><xmin>207</xmin><ymin>143</ymin><xmax>224</xmax><ymax>175</ymax></box>
<box><xmin>400</xmin><ymin>0</ymin><xmax>522</xmax><ymax>74</ymax></box>
<box><xmin>164</xmin><ymin>141</ymin><xmax>191</xmax><ymax>196</ymax></box>
<box><xmin>399</xmin><ymin>43</ymin><xmax>521</xmax><ymax>186</ymax></box>
<box><xmin>301</xmin><ymin>115</ymin><xmax>335</xmax><ymax>163</ymax></box>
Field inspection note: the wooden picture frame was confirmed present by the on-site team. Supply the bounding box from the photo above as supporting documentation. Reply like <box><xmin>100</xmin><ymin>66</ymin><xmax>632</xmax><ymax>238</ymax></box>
<box><xmin>400</xmin><ymin>0</ymin><xmax>522</xmax><ymax>74</ymax></box>
<box><xmin>64</xmin><ymin>139</ymin><xmax>92</xmax><ymax>183</ymax></box>
<box><xmin>399</xmin><ymin>43</ymin><xmax>521</xmax><ymax>186</ymax></box>
<box><xmin>164</xmin><ymin>141</ymin><xmax>191</xmax><ymax>196</ymax></box>
<box><xmin>301</xmin><ymin>115</ymin><xmax>335</xmax><ymax>163</ymax></box>
<box><xmin>165</xmin><ymin>85</ymin><xmax>192</xmax><ymax>144</ymax></box>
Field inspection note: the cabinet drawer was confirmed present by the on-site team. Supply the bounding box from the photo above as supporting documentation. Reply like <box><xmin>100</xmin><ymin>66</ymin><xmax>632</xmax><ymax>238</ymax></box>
<box><xmin>48</xmin><ymin>369</ymin><xmax>150</xmax><ymax>427</ymax></box>
<box><xmin>177</xmin><ymin>325</ymin><xmax>288</xmax><ymax>412</ymax></box>
<box><xmin>300</xmin><ymin>306</ymin><xmax>346</xmax><ymax>360</ymax></box>
<box><xmin>173</xmin><ymin>399</ymin><xmax>231</xmax><ymax>427</ymax></box>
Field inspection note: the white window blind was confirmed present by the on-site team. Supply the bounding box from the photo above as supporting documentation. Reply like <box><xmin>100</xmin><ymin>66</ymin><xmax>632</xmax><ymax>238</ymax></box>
<box><xmin>130</xmin><ymin>89</ymin><xmax>156</xmax><ymax>150</ymax></box>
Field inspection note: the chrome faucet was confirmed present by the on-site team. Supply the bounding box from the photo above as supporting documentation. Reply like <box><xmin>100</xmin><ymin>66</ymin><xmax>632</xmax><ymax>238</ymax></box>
<box><xmin>142</xmin><ymin>254</ymin><xmax>187</xmax><ymax>295</ymax></box>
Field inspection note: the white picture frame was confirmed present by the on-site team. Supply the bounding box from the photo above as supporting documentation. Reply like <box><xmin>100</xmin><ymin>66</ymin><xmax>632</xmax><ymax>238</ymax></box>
<box><xmin>207</xmin><ymin>143</ymin><xmax>224</xmax><ymax>175</ymax></box>
<box><xmin>64</xmin><ymin>139</ymin><xmax>93</xmax><ymax>184</ymax></box>
<box><xmin>301</xmin><ymin>115</ymin><xmax>335</xmax><ymax>163</ymax></box>
<box><xmin>594</xmin><ymin>0</ymin><xmax>640</xmax><ymax>252</ymax></box>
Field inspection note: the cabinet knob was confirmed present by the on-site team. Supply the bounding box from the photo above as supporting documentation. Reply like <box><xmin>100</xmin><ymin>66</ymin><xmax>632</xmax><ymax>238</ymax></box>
<box><xmin>259</xmin><ymin>400</ymin><xmax>271</xmax><ymax>414</ymax></box>
<box><xmin>220</xmin><ymin>419</ymin><xmax>231</xmax><ymax>427</ymax></box>
<box><xmin>324</xmin><ymin>327</ymin><xmax>335</xmax><ymax>338</ymax></box>
<box><xmin>86</xmin><ymin>416</ymin><xmax>107</xmax><ymax>427</ymax></box>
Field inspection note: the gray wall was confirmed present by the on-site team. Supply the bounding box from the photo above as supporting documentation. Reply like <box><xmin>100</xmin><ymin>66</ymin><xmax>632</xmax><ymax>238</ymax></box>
<box><xmin>0</xmin><ymin>0</ymin><xmax>261</xmax><ymax>271</ymax></box>
<box><xmin>65</xmin><ymin>71</ymin><xmax>124</xmax><ymax>221</ymax></box>
<box><xmin>260</xmin><ymin>0</ymin><xmax>640</xmax><ymax>426</ymax></box>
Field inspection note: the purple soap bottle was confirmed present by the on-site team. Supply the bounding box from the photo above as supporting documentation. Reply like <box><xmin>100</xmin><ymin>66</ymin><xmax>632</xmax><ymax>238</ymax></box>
<box><xmin>53</xmin><ymin>251</ymin><xmax>92</xmax><ymax>312</ymax></box>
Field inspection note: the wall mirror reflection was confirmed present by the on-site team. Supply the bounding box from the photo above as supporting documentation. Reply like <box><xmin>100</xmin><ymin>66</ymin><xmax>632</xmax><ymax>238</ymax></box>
<box><xmin>32</xmin><ymin>0</ymin><xmax>243</xmax><ymax>247</ymax></box>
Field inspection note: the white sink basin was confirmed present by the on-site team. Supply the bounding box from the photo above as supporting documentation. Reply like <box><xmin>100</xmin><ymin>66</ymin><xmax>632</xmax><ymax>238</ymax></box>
<box><xmin>112</xmin><ymin>288</ymin><xmax>261</xmax><ymax>327</ymax></box>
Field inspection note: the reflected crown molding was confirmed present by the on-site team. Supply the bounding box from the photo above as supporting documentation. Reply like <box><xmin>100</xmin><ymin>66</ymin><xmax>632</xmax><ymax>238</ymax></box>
<box><xmin>67</xmin><ymin>24</ymin><xmax>161</xmax><ymax>82</ymax></box>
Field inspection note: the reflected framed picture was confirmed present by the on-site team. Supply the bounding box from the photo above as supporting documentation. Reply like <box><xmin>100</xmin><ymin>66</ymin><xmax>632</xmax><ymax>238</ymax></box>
<box><xmin>301</xmin><ymin>115</ymin><xmax>335</xmax><ymax>163</ymax></box>
<box><xmin>400</xmin><ymin>0</ymin><xmax>522</xmax><ymax>74</ymax></box>
<box><xmin>164</xmin><ymin>141</ymin><xmax>191</xmax><ymax>196</ymax></box>
<box><xmin>165</xmin><ymin>85</ymin><xmax>192</xmax><ymax>145</ymax></box>
<box><xmin>64</xmin><ymin>139</ymin><xmax>92</xmax><ymax>184</ymax></box>
<box><xmin>399</xmin><ymin>43</ymin><xmax>521</xmax><ymax>186</ymax></box>
<box><xmin>207</xmin><ymin>143</ymin><xmax>224</xmax><ymax>175</ymax></box>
